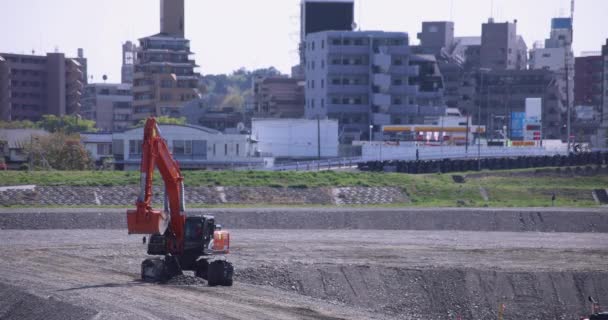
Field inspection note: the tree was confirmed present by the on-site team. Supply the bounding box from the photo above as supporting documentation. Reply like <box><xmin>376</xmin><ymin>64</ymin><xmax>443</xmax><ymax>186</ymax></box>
<box><xmin>0</xmin><ymin>120</ymin><xmax>38</xmax><ymax>129</ymax></box>
<box><xmin>37</xmin><ymin>115</ymin><xmax>97</xmax><ymax>134</ymax></box>
<box><xmin>26</xmin><ymin>132</ymin><xmax>94</xmax><ymax>170</ymax></box>
<box><xmin>136</xmin><ymin>116</ymin><xmax>186</xmax><ymax>127</ymax></box>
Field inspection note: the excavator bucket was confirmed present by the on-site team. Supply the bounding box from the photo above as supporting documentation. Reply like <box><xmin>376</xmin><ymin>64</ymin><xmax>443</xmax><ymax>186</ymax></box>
<box><xmin>127</xmin><ymin>209</ymin><xmax>169</xmax><ymax>235</ymax></box>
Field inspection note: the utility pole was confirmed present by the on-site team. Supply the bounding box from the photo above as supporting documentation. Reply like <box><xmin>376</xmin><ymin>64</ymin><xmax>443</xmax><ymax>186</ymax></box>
<box><xmin>566</xmin><ymin>0</ymin><xmax>575</xmax><ymax>152</ymax></box>
<box><xmin>478</xmin><ymin>71</ymin><xmax>483</xmax><ymax>171</ymax></box>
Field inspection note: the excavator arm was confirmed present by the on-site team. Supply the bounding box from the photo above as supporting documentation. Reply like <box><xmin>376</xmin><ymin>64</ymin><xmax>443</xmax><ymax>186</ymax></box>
<box><xmin>127</xmin><ymin>117</ymin><xmax>187</xmax><ymax>254</ymax></box>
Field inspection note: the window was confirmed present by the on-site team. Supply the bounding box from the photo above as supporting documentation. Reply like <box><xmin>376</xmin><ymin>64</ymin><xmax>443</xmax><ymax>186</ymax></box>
<box><xmin>321</xmin><ymin>99</ymin><xmax>325</xmax><ymax>108</ymax></box>
<box><xmin>321</xmin><ymin>40</ymin><xmax>325</xmax><ymax>49</ymax></box>
<box><xmin>129</xmin><ymin>140</ymin><xmax>143</xmax><ymax>155</ymax></box>
<box><xmin>236</xmin><ymin>144</ymin><xmax>240</xmax><ymax>156</ymax></box>
<box><xmin>213</xmin><ymin>144</ymin><xmax>216</xmax><ymax>156</ymax></box>
<box><xmin>97</xmin><ymin>144</ymin><xmax>112</xmax><ymax>156</ymax></box>
<box><xmin>321</xmin><ymin>80</ymin><xmax>324</xmax><ymax>89</ymax></box>
<box><xmin>173</xmin><ymin>140</ymin><xmax>192</xmax><ymax>155</ymax></box>
<box><xmin>224</xmin><ymin>144</ymin><xmax>228</xmax><ymax>156</ymax></box>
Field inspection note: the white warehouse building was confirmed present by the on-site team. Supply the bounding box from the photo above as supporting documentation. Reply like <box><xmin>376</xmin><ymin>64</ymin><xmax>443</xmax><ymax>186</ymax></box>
<box><xmin>252</xmin><ymin>118</ymin><xmax>339</xmax><ymax>159</ymax></box>
<box><xmin>82</xmin><ymin>124</ymin><xmax>273</xmax><ymax>170</ymax></box>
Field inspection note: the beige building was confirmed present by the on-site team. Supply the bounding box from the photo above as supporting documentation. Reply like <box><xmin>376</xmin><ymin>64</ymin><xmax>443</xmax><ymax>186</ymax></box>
<box><xmin>0</xmin><ymin>51</ymin><xmax>85</xmax><ymax>121</ymax></box>
<box><xmin>82</xmin><ymin>83</ymin><xmax>133</xmax><ymax>132</ymax></box>
<box><xmin>132</xmin><ymin>0</ymin><xmax>200</xmax><ymax>122</ymax></box>
<box><xmin>253</xmin><ymin>77</ymin><xmax>305</xmax><ymax>118</ymax></box>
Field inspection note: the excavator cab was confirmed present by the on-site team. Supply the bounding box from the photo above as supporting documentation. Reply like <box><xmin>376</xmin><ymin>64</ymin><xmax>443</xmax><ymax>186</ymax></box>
<box><xmin>183</xmin><ymin>215</ymin><xmax>230</xmax><ymax>255</ymax></box>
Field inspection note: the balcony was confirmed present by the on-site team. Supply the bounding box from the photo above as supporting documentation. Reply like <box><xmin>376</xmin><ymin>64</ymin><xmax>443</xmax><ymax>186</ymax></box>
<box><xmin>373</xmin><ymin>74</ymin><xmax>391</xmax><ymax>92</ymax></box>
<box><xmin>326</xmin><ymin>104</ymin><xmax>370</xmax><ymax>114</ymax></box>
<box><xmin>132</xmin><ymin>85</ymin><xmax>154</xmax><ymax>94</ymax></box>
<box><xmin>327</xmin><ymin>65</ymin><xmax>370</xmax><ymax>74</ymax></box>
<box><xmin>372</xmin><ymin>113</ymin><xmax>391</xmax><ymax>126</ymax></box>
<box><xmin>389</xmin><ymin>85</ymin><xmax>419</xmax><ymax>95</ymax></box>
<box><xmin>389</xmin><ymin>105</ymin><xmax>419</xmax><ymax>115</ymax></box>
<box><xmin>326</xmin><ymin>84</ymin><xmax>369</xmax><ymax>94</ymax></box>
<box><xmin>373</xmin><ymin>93</ymin><xmax>391</xmax><ymax>107</ymax></box>
<box><xmin>327</xmin><ymin>45</ymin><xmax>369</xmax><ymax>55</ymax></box>
<box><xmin>373</xmin><ymin>54</ymin><xmax>391</xmax><ymax>72</ymax></box>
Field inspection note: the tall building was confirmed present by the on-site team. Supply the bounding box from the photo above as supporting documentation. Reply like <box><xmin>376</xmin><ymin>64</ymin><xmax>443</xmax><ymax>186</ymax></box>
<box><xmin>76</xmin><ymin>48</ymin><xmax>88</xmax><ymax>84</ymax></box>
<box><xmin>480</xmin><ymin>19</ymin><xmax>527</xmax><ymax>71</ymax></box>
<box><xmin>416</xmin><ymin>21</ymin><xmax>455</xmax><ymax>56</ymax></box>
<box><xmin>81</xmin><ymin>83</ymin><xmax>133</xmax><ymax>131</ymax></box>
<box><xmin>305</xmin><ymin>31</ymin><xmax>444</xmax><ymax>142</ymax></box>
<box><xmin>296</xmin><ymin>0</ymin><xmax>355</xmax><ymax>77</ymax></box>
<box><xmin>529</xmin><ymin>17</ymin><xmax>574</xmax><ymax>124</ymax></box>
<box><xmin>475</xmin><ymin>69</ymin><xmax>564</xmax><ymax>140</ymax></box>
<box><xmin>0</xmin><ymin>51</ymin><xmax>85</xmax><ymax>121</ymax></box>
<box><xmin>0</xmin><ymin>57</ymin><xmax>8</xmax><ymax>121</ymax></box>
<box><xmin>132</xmin><ymin>0</ymin><xmax>200</xmax><ymax>122</ymax></box>
<box><xmin>253</xmin><ymin>77</ymin><xmax>305</xmax><ymax>118</ymax></box>
<box><xmin>161</xmin><ymin>0</ymin><xmax>185</xmax><ymax>38</ymax></box>
<box><xmin>121</xmin><ymin>41</ymin><xmax>138</xmax><ymax>84</ymax></box>
<box><xmin>574</xmin><ymin>55</ymin><xmax>603</xmax><ymax>107</ymax></box>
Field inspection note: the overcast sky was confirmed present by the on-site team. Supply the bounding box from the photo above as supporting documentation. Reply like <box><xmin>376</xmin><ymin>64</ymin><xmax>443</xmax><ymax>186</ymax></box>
<box><xmin>1</xmin><ymin>0</ymin><xmax>607</xmax><ymax>82</ymax></box>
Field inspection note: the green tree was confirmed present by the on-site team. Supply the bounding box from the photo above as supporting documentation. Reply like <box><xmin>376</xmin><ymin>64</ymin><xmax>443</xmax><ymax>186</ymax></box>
<box><xmin>26</xmin><ymin>132</ymin><xmax>94</xmax><ymax>170</ymax></box>
<box><xmin>136</xmin><ymin>116</ymin><xmax>186</xmax><ymax>127</ymax></box>
<box><xmin>0</xmin><ymin>120</ymin><xmax>38</xmax><ymax>129</ymax></box>
<box><xmin>37</xmin><ymin>115</ymin><xmax>97</xmax><ymax>134</ymax></box>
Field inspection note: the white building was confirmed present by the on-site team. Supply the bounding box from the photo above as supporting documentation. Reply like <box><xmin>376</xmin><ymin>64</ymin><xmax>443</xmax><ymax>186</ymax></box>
<box><xmin>529</xmin><ymin>47</ymin><xmax>568</xmax><ymax>71</ymax></box>
<box><xmin>252</xmin><ymin>118</ymin><xmax>339</xmax><ymax>159</ymax></box>
<box><xmin>82</xmin><ymin>124</ymin><xmax>272</xmax><ymax>170</ymax></box>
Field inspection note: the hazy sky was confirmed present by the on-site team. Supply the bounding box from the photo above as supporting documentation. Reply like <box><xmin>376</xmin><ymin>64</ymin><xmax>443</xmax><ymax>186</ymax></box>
<box><xmin>1</xmin><ymin>0</ymin><xmax>607</xmax><ymax>82</ymax></box>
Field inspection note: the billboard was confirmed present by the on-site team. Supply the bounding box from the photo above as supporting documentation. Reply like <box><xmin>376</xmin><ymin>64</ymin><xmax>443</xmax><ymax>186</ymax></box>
<box><xmin>304</xmin><ymin>1</ymin><xmax>354</xmax><ymax>36</ymax></box>
<box><xmin>525</xmin><ymin>98</ymin><xmax>542</xmax><ymax>141</ymax></box>
<box><xmin>510</xmin><ymin>112</ymin><xmax>525</xmax><ymax>139</ymax></box>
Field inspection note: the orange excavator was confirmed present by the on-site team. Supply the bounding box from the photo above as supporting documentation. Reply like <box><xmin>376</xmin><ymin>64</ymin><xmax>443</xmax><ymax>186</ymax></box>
<box><xmin>126</xmin><ymin>117</ymin><xmax>233</xmax><ymax>286</ymax></box>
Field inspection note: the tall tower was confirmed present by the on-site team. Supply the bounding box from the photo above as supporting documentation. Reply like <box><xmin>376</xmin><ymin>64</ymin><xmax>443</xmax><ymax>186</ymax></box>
<box><xmin>161</xmin><ymin>0</ymin><xmax>185</xmax><ymax>38</ymax></box>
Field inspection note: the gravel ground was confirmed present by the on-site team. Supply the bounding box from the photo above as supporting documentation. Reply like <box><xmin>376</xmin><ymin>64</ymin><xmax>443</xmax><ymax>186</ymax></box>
<box><xmin>1</xmin><ymin>208</ymin><xmax>607</xmax><ymax>319</ymax></box>
<box><xmin>0</xmin><ymin>228</ymin><xmax>607</xmax><ymax>319</ymax></box>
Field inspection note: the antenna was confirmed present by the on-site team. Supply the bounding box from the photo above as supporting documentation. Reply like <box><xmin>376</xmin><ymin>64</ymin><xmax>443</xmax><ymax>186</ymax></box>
<box><xmin>490</xmin><ymin>0</ymin><xmax>494</xmax><ymax>19</ymax></box>
<box><xmin>450</xmin><ymin>0</ymin><xmax>454</xmax><ymax>21</ymax></box>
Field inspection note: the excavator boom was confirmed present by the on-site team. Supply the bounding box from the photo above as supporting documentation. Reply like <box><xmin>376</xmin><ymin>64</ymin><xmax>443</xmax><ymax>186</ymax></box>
<box><xmin>126</xmin><ymin>117</ymin><xmax>186</xmax><ymax>253</ymax></box>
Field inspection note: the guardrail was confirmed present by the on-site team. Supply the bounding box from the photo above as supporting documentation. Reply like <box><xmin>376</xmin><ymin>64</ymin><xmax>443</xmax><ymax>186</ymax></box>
<box><xmin>268</xmin><ymin>146</ymin><xmax>570</xmax><ymax>172</ymax></box>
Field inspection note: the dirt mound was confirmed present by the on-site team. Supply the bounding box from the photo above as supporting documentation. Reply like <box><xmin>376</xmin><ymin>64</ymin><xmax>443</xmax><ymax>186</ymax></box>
<box><xmin>0</xmin><ymin>283</ymin><xmax>97</xmax><ymax>320</ymax></box>
<box><xmin>237</xmin><ymin>264</ymin><xmax>608</xmax><ymax>320</ymax></box>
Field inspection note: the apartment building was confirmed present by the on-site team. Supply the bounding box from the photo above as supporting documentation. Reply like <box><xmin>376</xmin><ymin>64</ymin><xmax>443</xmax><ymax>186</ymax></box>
<box><xmin>253</xmin><ymin>77</ymin><xmax>305</xmax><ymax>118</ymax></box>
<box><xmin>480</xmin><ymin>19</ymin><xmax>527</xmax><ymax>71</ymax></box>
<box><xmin>131</xmin><ymin>0</ymin><xmax>200</xmax><ymax>122</ymax></box>
<box><xmin>0</xmin><ymin>51</ymin><xmax>85</xmax><ymax>121</ymax></box>
<box><xmin>305</xmin><ymin>30</ymin><xmax>440</xmax><ymax>142</ymax></box>
<box><xmin>81</xmin><ymin>83</ymin><xmax>133</xmax><ymax>131</ymax></box>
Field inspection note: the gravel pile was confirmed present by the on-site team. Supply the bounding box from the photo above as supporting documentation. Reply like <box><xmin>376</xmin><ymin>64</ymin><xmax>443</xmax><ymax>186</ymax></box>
<box><xmin>0</xmin><ymin>283</ymin><xmax>97</xmax><ymax>320</ymax></box>
<box><xmin>236</xmin><ymin>263</ymin><xmax>608</xmax><ymax>320</ymax></box>
<box><xmin>166</xmin><ymin>274</ymin><xmax>207</xmax><ymax>286</ymax></box>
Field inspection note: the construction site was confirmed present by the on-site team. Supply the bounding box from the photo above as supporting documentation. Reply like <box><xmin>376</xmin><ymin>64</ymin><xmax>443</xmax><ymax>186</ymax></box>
<box><xmin>0</xmin><ymin>207</ymin><xmax>606</xmax><ymax>319</ymax></box>
<box><xmin>0</xmin><ymin>118</ymin><xmax>606</xmax><ymax>319</ymax></box>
